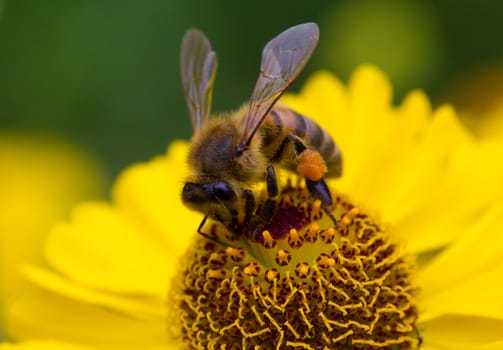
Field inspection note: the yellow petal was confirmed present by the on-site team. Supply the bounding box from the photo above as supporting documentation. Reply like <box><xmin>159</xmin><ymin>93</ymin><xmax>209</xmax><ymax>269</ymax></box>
<box><xmin>45</xmin><ymin>202</ymin><xmax>175</xmax><ymax>298</ymax></box>
<box><xmin>112</xmin><ymin>141</ymin><xmax>197</xmax><ymax>257</ymax></box>
<box><xmin>377</xmin><ymin>106</ymin><xmax>488</xmax><ymax>253</ymax></box>
<box><xmin>0</xmin><ymin>341</ymin><xmax>90</xmax><ymax>350</ymax></box>
<box><xmin>420</xmin><ymin>262</ymin><xmax>503</xmax><ymax>322</ymax></box>
<box><xmin>335</xmin><ymin>65</ymin><xmax>394</xmax><ymax>195</ymax></box>
<box><xmin>4</xmin><ymin>284</ymin><xmax>169</xmax><ymax>347</ymax></box>
<box><xmin>0</xmin><ymin>342</ymin><xmax>175</xmax><ymax>350</ymax></box>
<box><xmin>419</xmin><ymin>206</ymin><xmax>503</xmax><ymax>293</ymax></box>
<box><xmin>0</xmin><ymin>342</ymin><xmax>174</xmax><ymax>350</ymax></box>
<box><xmin>0</xmin><ymin>133</ymin><xmax>105</xmax><ymax>331</ymax></box>
<box><xmin>21</xmin><ymin>265</ymin><xmax>165</xmax><ymax>320</ymax></box>
<box><xmin>420</xmin><ymin>314</ymin><xmax>503</xmax><ymax>349</ymax></box>
<box><xmin>419</xmin><ymin>206</ymin><xmax>503</xmax><ymax>319</ymax></box>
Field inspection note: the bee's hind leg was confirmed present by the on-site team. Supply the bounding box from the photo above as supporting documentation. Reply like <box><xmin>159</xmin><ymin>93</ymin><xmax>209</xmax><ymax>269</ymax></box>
<box><xmin>274</xmin><ymin>134</ymin><xmax>338</xmax><ymax>227</ymax></box>
<box><xmin>305</xmin><ymin>178</ymin><xmax>339</xmax><ymax>228</ymax></box>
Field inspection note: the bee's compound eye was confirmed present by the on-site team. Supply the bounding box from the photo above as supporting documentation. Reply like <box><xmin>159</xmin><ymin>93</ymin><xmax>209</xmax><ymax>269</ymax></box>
<box><xmin>183</xmin><ymin>182</ymin><xmax>197</xmax><ymax>195</ymax></box>
<box><xmin>212</xmin><ymin>181</ymin><xmax>235</xmax><ymax>201</ymax></box>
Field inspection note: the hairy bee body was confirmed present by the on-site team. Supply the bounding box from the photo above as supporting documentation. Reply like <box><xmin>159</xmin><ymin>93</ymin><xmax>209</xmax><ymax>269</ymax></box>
<box><xmin>180</xmin><ymin>23</ymin><xmax>342</xmax><ymax>238</ymax></box>
<box><xmin>187</xmin><ymin>104</ymin><xmax>341</xmax><ymax>183</ymax></box>
<box><xmin>185</xmin><ymin>103</ymin><xmax>341</xmax><ymax>224</ymax></box>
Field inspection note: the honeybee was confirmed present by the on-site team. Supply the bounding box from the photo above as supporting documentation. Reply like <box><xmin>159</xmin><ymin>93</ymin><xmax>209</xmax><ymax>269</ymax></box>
<box><xmin>181</xmin><ymin>23</ymin><xmax>342</xmax><ymax>241</ymax></box>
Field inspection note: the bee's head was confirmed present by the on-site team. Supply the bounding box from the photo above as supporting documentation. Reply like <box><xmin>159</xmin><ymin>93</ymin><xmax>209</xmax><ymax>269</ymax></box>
<box><xmin>187</xmin><ymin>120</ymin><xmax>242</xmax><ymax>180</ymax></box>
<box><xmin>182</xmin><ymin>180</ymin><xmax>238</xmax><ymax>218</ymax></box>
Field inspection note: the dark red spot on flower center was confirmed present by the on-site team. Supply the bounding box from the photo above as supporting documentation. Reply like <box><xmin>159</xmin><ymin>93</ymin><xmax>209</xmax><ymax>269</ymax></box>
<box><xmin>262</xmin><ymin>205</ymin><xmax>309</xmax><ymax>239</ymax></box>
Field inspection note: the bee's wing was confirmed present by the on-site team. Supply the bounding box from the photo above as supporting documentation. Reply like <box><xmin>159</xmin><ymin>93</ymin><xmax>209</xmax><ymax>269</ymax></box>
<box><xmin>241</xmin><ymin>23</ymin><xmax>319</xmax><ymax>144</ymax></box>
<box><xmin>180</xmin><ymin>29</ymin><xmax>218</xmax><ymax>133</ymax></box>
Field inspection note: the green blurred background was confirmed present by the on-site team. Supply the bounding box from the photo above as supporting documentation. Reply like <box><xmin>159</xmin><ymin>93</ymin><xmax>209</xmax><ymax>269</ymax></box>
<box><xmin>1</xmin><ymin>0</ymin><xmax>502</xmax><ymax>183</ymax></box>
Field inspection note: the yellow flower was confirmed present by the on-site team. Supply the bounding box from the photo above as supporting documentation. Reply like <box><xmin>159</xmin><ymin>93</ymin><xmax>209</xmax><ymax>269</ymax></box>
<box><xmin>3</xmin><ymin>66</ymin><xmax>503</xmax><ymax>349</ymax></box>
<box><xmin>0</xmin><ymin>133</ymin><xmax>105</xmax><ymax>336</ymax></box>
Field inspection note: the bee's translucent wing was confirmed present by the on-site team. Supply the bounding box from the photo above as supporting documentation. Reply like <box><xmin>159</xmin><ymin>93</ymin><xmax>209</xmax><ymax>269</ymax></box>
<box><xmin>240</xmin><ymin>23</ymin><xmax>319</xmax><ymax>145</ymax></box>
<box><xmin>180</xmin><ymin>29</ymin><xmax>218</xmax><ymax>133</ymax></box>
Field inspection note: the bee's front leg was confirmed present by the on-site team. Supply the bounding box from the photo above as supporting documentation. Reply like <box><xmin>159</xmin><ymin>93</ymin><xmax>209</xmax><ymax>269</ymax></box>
<box><xmin>243</xmin><ymin>189</ymin><xmax>255</xmax><ymax>224</ymax></box>
<box><xmin>244</xmin><ymin>166</ymin><xmax>278</xmax><ymax>241</ymax></box>
<box><xmin>196</xmin><ymin>215</ymin><xmax>229</xmax><ymax>247</ymax></box>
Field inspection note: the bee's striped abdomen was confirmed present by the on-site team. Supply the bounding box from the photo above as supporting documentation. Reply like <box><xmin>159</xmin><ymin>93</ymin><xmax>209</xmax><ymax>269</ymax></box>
<box><xmin>265</xmin><ymin>107</ymin><xmax>342</xmax><ymax>178</ymax></box>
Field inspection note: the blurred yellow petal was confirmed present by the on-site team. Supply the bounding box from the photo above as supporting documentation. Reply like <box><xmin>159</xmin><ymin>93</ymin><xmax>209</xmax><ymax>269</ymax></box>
<box><xmin>419</xmin><ymin>206</ymin><xmax>503</xmax><ymax>320</ymax></box>
<box><xmin>0</xmin><ymin>132</ymin><xmax>105</xmax><ymax>331</ymax></box>
<box><xmin>0</xmin><ymin>342</ymin><xmax>173</xmax><ymax>350</ymax></box>
<box><xmin>421</xmin><ymin>263</ymin><xmax>503</xmax><ymax>321</ymax></box>
<box><xmin>0</xmin><ymin>341</ymin><xmax>90</xmax><ymax>350</ymax></box>
<box><xmin>420</xmin><ymin>315</ymin><xmax>503</xmax><ymax>349</ymax></box>
<box><xmin>45</xmin><ymin>202</ymin><xmax>174</xmax><ymax>298</ymax></box>
<box><xmin>22</xmin><ymin>265</ymin><xmax>165</xmax><ymax>320</ymax></box>
<box><xmin>112</xmin><ymin>141</ymin><xmax>196</xmax><ymax>257</ymax></box>
<box><xmin>4</xmin><ymin>285</ymin><xmax>169</xmax><ymax>347</ymax></box>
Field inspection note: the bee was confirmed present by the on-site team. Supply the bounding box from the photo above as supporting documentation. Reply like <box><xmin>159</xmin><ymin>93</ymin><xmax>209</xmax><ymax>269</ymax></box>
<box><xmin>180</xmin><ymin>23</ymin><xmax>342</xmax><ymax>241</ymax></box>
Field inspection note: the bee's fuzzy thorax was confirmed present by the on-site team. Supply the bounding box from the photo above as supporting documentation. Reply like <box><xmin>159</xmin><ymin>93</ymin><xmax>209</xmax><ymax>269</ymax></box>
<box><xmin>187</xmin><ymin>105</ymin><xmax>267</xmax><ymax>185</ymax></box>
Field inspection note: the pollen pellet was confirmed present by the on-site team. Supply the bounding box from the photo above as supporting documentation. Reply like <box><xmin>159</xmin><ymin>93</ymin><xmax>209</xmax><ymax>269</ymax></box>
<box><xmin>296</xmin><ymin>149</ymin><xmax>328</xmax><ymax>181</ymax></box>
<box><xmin>171</xmin><ymin>184</ymin><xmax>419</xmax><ymax>349</ymax></box>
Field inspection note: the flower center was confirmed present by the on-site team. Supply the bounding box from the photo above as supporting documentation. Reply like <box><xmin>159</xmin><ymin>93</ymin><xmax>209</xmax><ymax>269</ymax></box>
<box><xmin>169</xmin><ymin>183</ymin><xmax>420</xmax><ymax>349</ymax></box>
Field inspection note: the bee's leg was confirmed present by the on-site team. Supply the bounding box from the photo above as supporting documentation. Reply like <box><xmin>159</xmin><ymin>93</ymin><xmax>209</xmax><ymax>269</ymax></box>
<box><xmin>246</xmin><ymin>166</ymin><xmax>278</xmax><ymax>241</ymax></box>
<box><xmin>305</xmin><ymin>178</ymin><xmax>339</xmax><ymax>228</ymax></box>
<box><xmin>243</xmin><ymin>189</ymin><xmax>255</xmax><ymax>224</ymax></box>
<box><xmin>259</xmin><ymin>165</ymin><xmax>278</xmax><ymax>223</ymax></box>
<box><xmin>196</xmin><ymin>215</ymin><xmax>225</xmax><ymax>245</ymax></box>
<box><xmin>274</xmin><ymin>134</ymin><xmax>338</xmax><ymax>227</ymax></box>
<box><xmin>196</xmin><ymin>214</ymin><xmax>240</xmax><ymax>248</ymax></box>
